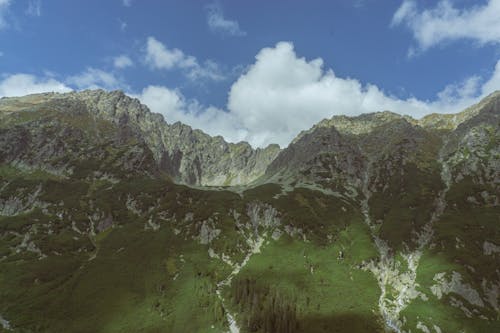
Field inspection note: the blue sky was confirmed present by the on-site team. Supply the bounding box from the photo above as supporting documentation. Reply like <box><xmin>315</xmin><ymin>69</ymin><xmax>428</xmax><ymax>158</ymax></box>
<box><xmin>1</xmin><ymin>0</ymin><xmax>500</xmax><ymax>147</ymax></box>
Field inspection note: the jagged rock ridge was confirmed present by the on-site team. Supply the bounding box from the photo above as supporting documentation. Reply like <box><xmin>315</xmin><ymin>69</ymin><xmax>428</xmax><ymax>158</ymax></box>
<box><xmin>0</xmin><ymin>90</ymin><xmax>280</xmax><ymax>186</ymax></box>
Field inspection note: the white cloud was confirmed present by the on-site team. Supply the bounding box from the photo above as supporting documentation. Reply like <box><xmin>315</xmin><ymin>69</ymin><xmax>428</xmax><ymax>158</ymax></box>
<box><xmin>0</xmin><ymin>73</ymin><xmax>71</xmax><ymax>97</ymax></box>
<box><xmin>437</xmin><ymin>75</ymin><xmax>481</xmax><ymax>103</ymax></box>
<box><xmin>66</xmin><ymin>67</ymin><xmax>126</xmax><ymax>90</ymax></box>
<box><xmin>226</xmin><ymin>42</ymin><xmax>500</xmax><ymax>147</ymax></box>
<box><xmin>481</xmin><ymin>60</ymin><xmax>500</xmax><ymax>95</ymax></box>
<box><xmin>135</xmin><ymin>42</ymin><xmax>500</xmax><ymax>148</ymax></box>
<box><xmin>26</xmin><ymin>0</ymin><xmax>42</xmax><ymax>17</ymax></box>
<box><xmin>136</xmin><ymin>86</ymin><xmax>184</xmax><ymax>116</ymax></box>
<box><xmin>2</xmin><ymin>43</ymin><xmax>498</xmax><ymax>150</ymax></box>
<box><xmin>145</xmin><ymin>36</ymin><xmax>196</xmax><ymax>70</ymax></box>
<box><xmin>186</xmin><ymin>59</ymin><xmax>224</xmax><ymax>81</ymax></box>
<box><xmin>113</xmin><ymin>55</ymin><xmax>133</xmax><ymax>69</ymax></box>
<box><xmin>0</xmin><ymin>0</ymin><xmax>12</xmax><ymax>30</ymax></box>
<box><xmin>144</xmin><ymin>36</ymin><xmax>224</xmax><ymax>81</ymax></box>
<box><xmin>206</xmin><ymin>2</ymin><xmax>246</xmax><ymax>36</ymax></box>
<box><xmin>134</xmin><ymin>86</ymin><xmax>247</xmax><ymax>143</ymax></box>
<box><xmin>0</xmin><ymin>68</ymin><xmax>127</xmax><ymax>98</ymax></box>
<box><xmin>122</xmin><ymin>0</ymin><xmax>132</xmax><ymax>7</ymax></box>
<box><xmin>392</xmin><ymin>0</ymin><xmax>500</xmax><ymax>51</ymax></box>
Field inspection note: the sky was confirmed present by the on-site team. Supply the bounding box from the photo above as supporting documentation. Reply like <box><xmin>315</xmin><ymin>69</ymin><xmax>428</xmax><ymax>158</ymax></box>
<box><xmin>1</xmin><ymin>0</ymin><xmax>500</xmax><ymax>148</ymax></box>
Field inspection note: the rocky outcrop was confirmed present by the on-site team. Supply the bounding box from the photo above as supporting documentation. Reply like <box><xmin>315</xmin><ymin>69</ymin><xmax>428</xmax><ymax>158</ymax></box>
<box><xmin>264</xmin><ymin>125</ymin><xmax>365</xmax><ymax>195</ymax></box>
<box><xmin>440</xmin><ymin>95</ymin><xmax>500</xmax><ymax>188</ymax></box>
<box><xmin>0</xmin><ymin>314</ymin><xmax>11</xmax><ymax>331</ymax></box>
<box><xmin>431</xmin><ymin>271</ymin><xmax>484</xmax><ymax>307</ymax></box>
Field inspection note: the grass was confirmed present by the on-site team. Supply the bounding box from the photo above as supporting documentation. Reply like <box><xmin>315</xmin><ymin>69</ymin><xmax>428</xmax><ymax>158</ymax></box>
<box><xmin>402</xmin><ymin>296</ymin><xmax>500</xmax><ymax>333</ymax></box>
<box><xmin>0</xmin><ymin>165</ymin><xmax>61</xmax><ymax>181</ymax></box>
<box><xmin>398</xmin><ymin>176</ymin><xmax>500</xmax><ymax>332</ymax></box>
<box><xmin>0</xmin><ymin>222</ymin><xmax>230</xmax><ymax>333</ymax></box>
<box><xmin>224</xmin><ymin>227</ymin><xmax>382</xmax><ymax>333</ymax></box>
<box><xmin>0</xmin><ymin>171</ymin><xmax>385</xmax><ymax>333</ymax></box>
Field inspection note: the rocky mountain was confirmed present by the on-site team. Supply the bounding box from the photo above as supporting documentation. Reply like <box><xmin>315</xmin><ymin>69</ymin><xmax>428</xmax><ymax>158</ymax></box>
<box><xmin>0</xmin><ymin>90</ymin><xmax>280</xmax><ymax>186</ymax></box>
<box><xmin>0</xmin><ymin>90</ymin><xmax>498</xmax><ymax>333</ymax></box>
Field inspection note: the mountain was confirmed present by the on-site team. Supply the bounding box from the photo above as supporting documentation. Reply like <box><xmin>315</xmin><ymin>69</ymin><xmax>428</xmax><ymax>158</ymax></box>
<box><xmin>0</xmin><ymin>90</ymin><xmax>498</xmax><ymax>333</ymax></box>
<box><xmin>0</xmin><ymin>90</ymin><xmax>280</xmax><ymax>186</ymax></box>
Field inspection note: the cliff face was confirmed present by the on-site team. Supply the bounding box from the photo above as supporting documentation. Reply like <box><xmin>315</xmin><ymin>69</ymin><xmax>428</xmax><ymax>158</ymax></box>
<box><xmin>0</xmin><ymin>90</ymin><xmax>280</xmax><ymax>186</ymax></box>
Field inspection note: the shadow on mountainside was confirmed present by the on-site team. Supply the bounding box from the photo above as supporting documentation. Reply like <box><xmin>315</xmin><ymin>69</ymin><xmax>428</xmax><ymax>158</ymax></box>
<box><xmin>296</xmin><ymin>312</ymin><xmax>383</xmax><ymax>333</ymax></box>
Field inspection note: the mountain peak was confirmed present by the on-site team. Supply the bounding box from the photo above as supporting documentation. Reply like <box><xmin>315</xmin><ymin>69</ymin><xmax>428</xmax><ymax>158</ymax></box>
<box><xmin>0</xmin><ymin>89</ymin><xmax>280</xmax><ymax>186</ymax></box>
<box><xmin>418</xmin><ymin>90</ymin><xmax>500</xmax><ymax>131</ymax></box>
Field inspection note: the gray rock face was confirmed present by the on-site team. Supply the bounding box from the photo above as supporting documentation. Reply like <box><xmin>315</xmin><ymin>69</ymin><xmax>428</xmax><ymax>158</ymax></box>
<box><xmin>440</xmin><ymin>94</ymin><xmax>500</xmax><ymax>188</ymax></box>
<box><xmin>0</xmin><ymin>101</ymin><xmax>157</xmax><ymax>180</ymax></box>
<box><xmin>0</xmin><ymin>90</ymin><xmax>280</xmax><ymax>186</ymax></box>
<box><xmin>264</xmin><ymin>125</ymin><xmax>365</xmax><ymax>195</ymax></box>
<box><xmin>71</xmin><ymin>90</ymin><xmax>281</xmax><ymax>186</ymax></box>
<box><xmin>264</xmin><ymin>92</ymin><xmax>500</xmax><ymax>193</ymax></box>
<box><xmin>292</xmin><ymin>111</ymin><xmax>411</xmax><ymax>140</ymax></box>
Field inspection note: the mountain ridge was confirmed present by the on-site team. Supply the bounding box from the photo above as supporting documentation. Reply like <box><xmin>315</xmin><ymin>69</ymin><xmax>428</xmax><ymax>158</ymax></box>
<box><xmin>1</xmin><ymin>90</ymin><xmax>281</xmax><ymax>186</ymax></box>
<box><xmin>0</xmin><ymin>89</ymin><xmax>499</xmax><ymax>333</ymax></box>
<box><xmin>2</xmin><ymin>89</ymin><xmax>498</xmax><ymax>189</ymax></box>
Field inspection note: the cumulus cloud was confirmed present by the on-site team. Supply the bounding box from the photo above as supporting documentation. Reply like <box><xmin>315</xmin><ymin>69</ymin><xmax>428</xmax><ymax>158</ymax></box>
<box><xmin>392</xmin><ymin>0</ymin><xmax>500</xmax><ymax>52</ymax></box>
<box><xmin>0</xmin><ymin>0</ymin><xmax>12</xmax><ymax>29</ymax></box>
<box><xmin>113</xmin><ymin>55</ymin><xmax>133</xmax><ymax>69</ymax></box>
<box><xmin>135</xmin><ymin>42</ymin><xmax>500</xmax><ymax>148</ymax></box>
<box><xmin>0</xmin><ymin>67</ymin><xmax>129</xmax><ymax>98</ymax></box>
<box><xmin>206</xmin><ymin>2</ymin><xmax>246</xmax><ymax>36</ymax></box>
<box><xmin>66</xmin><ymin>67</ymin><xmax>126</xmax><ymax>90</ymax></box>
<box><xmin>2</xmin><ymin>43</ymin><xmax>499</xmax><ymax>149</ymax></box>
<box><xmin>0</xmin><ymin>73</ymin><xmax>71</xmax><ymax>97</ymax></box>
<box><xmin>135</xmin><ymin>85</ymin><xmax>248</xmax><ymax>142</ymax></box>
<box><xmin>144</xmin><ymin>36</ymin><xmax>224</xmax><ymax>81</ymax></box>
<box><xmin>226</xmin><ymin>42</ymin><xmax>500</xmax><ymax>146</ymax></box>
<box><xmin>145</xmin><ymin>37</ymin><xmax>196</xmax><ymax>70</ymax></box>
